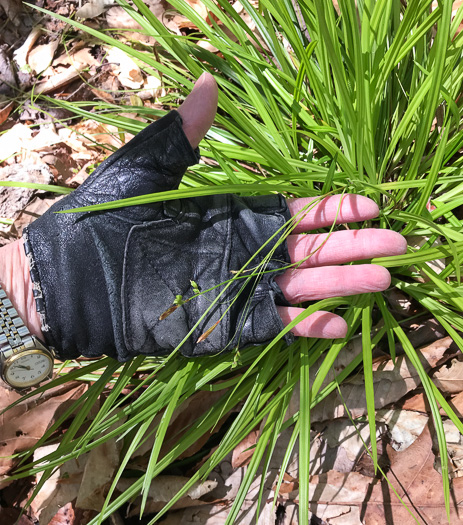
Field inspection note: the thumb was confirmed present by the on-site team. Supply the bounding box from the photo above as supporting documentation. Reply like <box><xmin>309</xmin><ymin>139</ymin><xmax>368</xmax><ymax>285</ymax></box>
<box><xmin>75</xmin><ymin>73</ymin><xmax>218</xmax><ymax>204</ymax></box>
<box><xmin>178</xmin><ymin>72</ymin><xmax>218</xmax><ymax>149</ymax></box>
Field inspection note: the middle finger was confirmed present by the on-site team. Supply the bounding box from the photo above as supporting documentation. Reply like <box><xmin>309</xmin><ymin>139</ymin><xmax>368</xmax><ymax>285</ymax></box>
<box><xmin>287</xmin><ymin>229</ymin><xmax>407</xmax><ymax>268</ymax></box>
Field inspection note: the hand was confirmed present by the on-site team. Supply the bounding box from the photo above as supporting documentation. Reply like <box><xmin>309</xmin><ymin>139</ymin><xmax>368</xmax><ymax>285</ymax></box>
<box><xmin>3</xmin><ymin>73</ymin><xmax>406</xmax><ymax>361</ymax></box>
<box><xmin>178</xmin><ymin>73</ymin><xmax>406</xmax><ymax>340</ymax></box>
<box><xmin>276</xmin><ymin>195</ymin><xmax>406</xmax><ymax>339</ymax></box>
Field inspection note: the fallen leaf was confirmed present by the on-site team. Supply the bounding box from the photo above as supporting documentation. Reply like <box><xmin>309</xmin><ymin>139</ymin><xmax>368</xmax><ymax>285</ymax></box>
<box><xmin>27</xmin><ymin>39</ymin><xmax>59</xmax><ymax>75</ymax></box>
<box><xmin>0</xmin><ymin>101</ymin><xmax>14</xmax><ymax>125</ymax></box>
<box><xmin>0</xmin><ymin>382</ymin><xmax>87</xmax><ymax>487</ymax></box>
<box><xmin>34</xmin><ymin>64</ymin><xmax>87</xmax><ymax>95</ymax></box>
<box><xmin>365</xmin><ymin>425</ymin><xmax>463</xmax><ymax>523</ymax></box>
<box><xmin>30</xmin><ymin>444</ymin><xmax>87</xmax><ymax>524</ymax></box>
<box><xmin>76</xmin><ymin>0</ymin><xmax>107</xmax><ymax>19</ymax></box>
<box><xmin>232</xmin><ymin>429</ymin><xmax>259</xmax><ymax>469</ymax></box>
<box><xmin>433</xmin><ymin>357</ymin><xmax>463</xmax><ymax>394</ymax></box>
<box><xmin>0</xmin><ymin>163</ymin><xmax>54</xmax><ymax>234</ymax></box>
<box><xmin>445</xmin><ymin>390</ymin><xmax>463</xmax><ymax>418</ymax></box>
<box><xmin>408</xmin><ymin>234</ymin><xmax>446</xmax><ymax>278</ymax></box>
<box><xmin>0</xmin><ymin>0</ymin><xmax>22</xmax><ymax>25</ymax></box>
<box><xmin>13</xmin><ymin>26</ymin><xmax>42</xmax><ymax>70</ymax></box>
<box><xmin>159</xmin><ymin>500</ymin><xmax>278</xmax><ymax>525</ymax></box>
<box><xmin>0</xmin><ymin>49</ymin><xmax>17</xmax><ymax>98</ymax></box>
<box><xmin>117</xmin><ymin>476</ymin><xmax>218</xmax><ymax>516</ymax></box>
<box><xmin>432</xmin><ymin>419</ymin><xmax>463</xmax><ymax>478</ymax></box>
<box><xmin>396</xmin><ymin>389</ymin><xmax>430</xmax><ymax>413</ymax></box>
<box><xmin>31</xmin><ymin>413</ymin><xmax>125</xmax><ymax>523</ymax></box>
<box><xmin>376</xmin><ymin>408</ymin><xmax>429</xmax><ymax>451</ymax></box>
<box><xmin>104</xmin><ymin>46</ymin><xmax>144</xmax><ymax>89</ymax></box>
<box><xmin>13</xmin><ymin>194</ymin><xmax>64</xmax><ymax>239</ymax></box>
<box><xmin>310</xmin><ymin>419</ymin><xmax>388</xmax><ymax>475</ymax></box>
<box><xmin>308</xmin><ymin>336</ymin><xmax>455</xmax><ymax>422</ymax></box>
<box><xmin>52</xmin><ymin>46</ymin><xmax>101</xmax><ymax>70</ymax></box>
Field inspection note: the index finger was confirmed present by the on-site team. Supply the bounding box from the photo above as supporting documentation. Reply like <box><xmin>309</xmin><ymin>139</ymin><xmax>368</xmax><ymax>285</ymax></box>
<box><xmin>287</xmin><ymin>195</ymin><xmax>380</xmax><ymax>233</ymax></box>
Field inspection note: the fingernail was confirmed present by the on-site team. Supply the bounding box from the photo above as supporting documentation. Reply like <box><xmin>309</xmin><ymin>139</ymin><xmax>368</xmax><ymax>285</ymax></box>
<box><xmin>197</xmin><ymin>72</ymin><xmax>207</xmax><ymax>86</ymax></box>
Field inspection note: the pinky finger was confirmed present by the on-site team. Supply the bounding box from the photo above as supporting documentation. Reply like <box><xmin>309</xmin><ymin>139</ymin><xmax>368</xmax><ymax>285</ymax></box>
<box><xmin>277</xmin><ymin>306</ymin><xmax>348</xmax><ymax>339</ymax></box>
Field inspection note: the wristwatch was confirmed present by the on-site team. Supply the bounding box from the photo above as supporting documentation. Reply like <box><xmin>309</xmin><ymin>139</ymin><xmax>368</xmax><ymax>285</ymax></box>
<box><xmin>0</xmin><ymin>284</ymin><xmax>54</xmax><ymax>389</ymax></box>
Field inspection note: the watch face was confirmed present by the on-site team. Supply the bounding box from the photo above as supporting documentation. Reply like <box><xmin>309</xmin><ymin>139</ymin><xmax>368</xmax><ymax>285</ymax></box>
<box><xmin>4</xmin><ymin>350</ymin><xmax>54</xmax><ymax>388</ymax></box>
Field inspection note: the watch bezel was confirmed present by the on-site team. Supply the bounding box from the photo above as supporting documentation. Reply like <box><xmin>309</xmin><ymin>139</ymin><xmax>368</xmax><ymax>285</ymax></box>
<box><xmin>2</xmin><ymin>348</ymin><xmax>54</xmax><ymax>389</ymax></box>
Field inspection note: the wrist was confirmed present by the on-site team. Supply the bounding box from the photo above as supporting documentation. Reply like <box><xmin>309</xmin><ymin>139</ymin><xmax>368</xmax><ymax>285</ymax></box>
<box><xmin>0</xmin><ymin>239</ymin><xmax>44</xmax><ymax>341</ymax></box>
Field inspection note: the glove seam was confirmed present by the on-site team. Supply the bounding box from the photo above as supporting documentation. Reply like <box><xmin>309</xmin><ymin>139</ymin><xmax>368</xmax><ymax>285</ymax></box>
<box><xmin>22</xmin><ymin>229</ymin><xmax>52</xmax><ymax>336</ymax></box>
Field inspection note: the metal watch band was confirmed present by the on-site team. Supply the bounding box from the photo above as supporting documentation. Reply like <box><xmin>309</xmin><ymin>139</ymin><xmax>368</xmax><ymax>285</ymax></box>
<box><xmin>0</xmin><ymin>284</ymin><xmax>34</xmax><ymax>354</ymax></box>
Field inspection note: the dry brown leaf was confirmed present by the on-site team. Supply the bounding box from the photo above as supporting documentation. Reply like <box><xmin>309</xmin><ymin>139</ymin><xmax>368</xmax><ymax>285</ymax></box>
<box><xmin>34</xmin><ymin>65</ymin><xmax>87</xmax><ymax>95</ymax></box>
<box><xmin>433</xmin><ymin>357</ymin><xmax>463</xmax><ymax>394</ymax></box>
<box><xmin>52</xmin><ymin>46</ymin><xmax>101</xmax><ymax>70</ymax></box>
<box><xmin>130</xmin><ymin>389</ymin><xmax>229</xmax><ymax>469</ymax></box>
<box><xmin>232</xmin><ymin>429</ymin><xmax>259</xmax><ymax>469</ymax></box>
<box><xmin>310</xmin><ymin>419</ymin><xmax>388</xmax><ymax>475</ymax></box>
<box><xmin>365</xmin><ymin>426</ymin><xmax>463</xmax><ymax>523</ymax></box>
<box><xmin>408</xmin><ymin>235</ymin><xmax>446</xmax><ymax>278</ymax></box>
<box><xmin>397</xmin><ymin>389</ymin><xmax>430</xmax><ymax>413</ymax></box>
<box><xmin>27</xmin><ymin>39</ymin><xmax>59</xmax><ymax>75</ymax></box>
<box><xmin>30</xmin><ymin>443</ymin><xmax>87</xmax><ymax>524</ymax></box>
<box><xmin>376</xmin><ymin>408</ymin><xmax>429</xmax><ymax>451</ymax></box>
<box><xmin>159</xmin><ymin>500</ymin><xmax>284</xmax><ymax>525</ymax></box>
<box><xmin>445</xmin><ymin>390</ymin><xmax>463</xmax><ymax>418</ymax></box>
<box><xmin>0</xmin><ymin>163</ymin><xmax>53</xmax><ymax>234</ymax></box>
<box><xmin>117</xmin><ymin>476</ymin><xmax>218</xmax><ymax>516</ymax></box>
<box><xmin>104</xmin><ymin>46</ymin><xmax>144</xmax><ymax>89</ymax></box>
<box><xmin>31</xmin><ymin>413</ymin><xmax>124</xmax><ymax>523</ymax></box>
<box><xmin>0</xmin><ymin>0</ymin><xmax>22</xmax><ymax>25</ymax></box>
<box><xmin>308</xmin><ymin>336</ymin><xmax>455</xmax><ymax>422</ymax></box>
<box><xmin>0</xmin><ymin>101</ymin><xmax>13</xmax><ymax>125</ymax></box>
<box><xmin>73</xmin><ymin>119</ymin><xmax>132</xmax><ymax>151</ymax></box>
<box><xmin>76</xmin><ymin>0</ymin><xmax>107</xmax><ymax>19</ymax></box>
<box><xmin>297</xmin><ymin>470</ymin><xmax>372</xmax><ymax>523</ymax></box>
<box><xmin>75</xmin><ymin>427</ymin><xmax>124</xmax><ymax>510</ymax></box>
<box><xmin>13</xmin><ymin>26</ymin><xmax>42</xmax><ymax>70</ymax></box>
<box><xmin>0</xmin><ymin>382</ymin><xmax>87</xmax><ymax>486</ymax></box>
<box><xmin>14</xmin><ymin>194</ymin><xmax>64</xmax><ymax>238</ymax></box>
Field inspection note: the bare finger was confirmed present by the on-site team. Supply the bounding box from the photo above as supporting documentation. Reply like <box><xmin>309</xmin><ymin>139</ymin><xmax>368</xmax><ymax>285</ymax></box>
<box><xmin>276</xmin><ymin>264</ymin><xmax>391</xmax><ymax>303</ymax></box>
<box><xmin>277</xmin><ymin>307</ymin><xmax>348</xmax><ymax>338</ymax></box>
<box><xmin>287</xmin><ymin>229</ymin><xmax>407</xmax><ymax>267</ymax></box>
<box><xmin>287</xmin><ymin>195</ymin><xmax>379</xmax><ymax>233</ymax></box>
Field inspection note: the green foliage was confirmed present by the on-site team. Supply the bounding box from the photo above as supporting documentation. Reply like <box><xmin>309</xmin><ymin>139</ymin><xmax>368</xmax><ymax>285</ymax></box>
<box><xmin>10</xmin><ymin>0</ymin><xmax>463</xmax><ymax>522</ymax></box>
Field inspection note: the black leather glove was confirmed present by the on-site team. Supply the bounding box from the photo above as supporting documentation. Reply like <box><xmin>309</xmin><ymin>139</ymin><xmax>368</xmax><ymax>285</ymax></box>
<box><xmin>23</xmin><ymin>110</ymin><xmax>294</xmax><ymax>361</ymax></box>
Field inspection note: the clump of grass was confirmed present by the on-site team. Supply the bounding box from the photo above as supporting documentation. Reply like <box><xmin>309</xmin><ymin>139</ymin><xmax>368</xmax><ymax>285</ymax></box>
<box><xmin>7</xmin><ymin>0</ymin><xmax>463</xmax><ymax>523</ymax></box>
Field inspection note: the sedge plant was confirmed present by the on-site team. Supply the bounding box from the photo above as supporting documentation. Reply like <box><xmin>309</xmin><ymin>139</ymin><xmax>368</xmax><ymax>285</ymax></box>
<box><xmin>3</xmin><ymin>0</ymin><xmax>463</xmax><ymax>522</ymax></box>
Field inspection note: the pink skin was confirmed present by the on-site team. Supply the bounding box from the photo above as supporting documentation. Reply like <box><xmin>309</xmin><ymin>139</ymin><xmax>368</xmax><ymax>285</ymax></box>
<box><xmin>0</xmin><ymin>73</ymin><xmax>407</xmax><ymax>344</ymax></box>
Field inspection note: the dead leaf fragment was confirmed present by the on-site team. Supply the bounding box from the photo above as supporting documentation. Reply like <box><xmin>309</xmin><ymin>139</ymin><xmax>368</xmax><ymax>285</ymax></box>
<box><xmin>0</xmin><ymin>382</ymin><xmax>87</xmax><ymax>486</ymax></box>
<box><xmin>104</xmin><ymin>46</ymin><xmax>144</xmax><ymax>89</ymax></box>
<box><xmin>0</xmin><ymin>0</ymin><xmax>22</xmax><ymax>25</ymax></box>
<box><xmin>376</xmin><ymin>408</ymin><xmax>428</xmax><ymax>451</ymax></box>
<box><xmin>28</xmin><ymin>39</ymin><xmax>59</xmax><ymax>75</ymax></box>
<box><xmin>365</xmin><ymin>426</ymin><xmax>463</xmax><ymax>523</ymax></box>
<box><xmin>76</xmin><ymin>0</ymin><xmax>107</xmax><ymax>19</ymax></box>
<box><xmin>117</xmin><ymin>476</ymin><xmax>218</xmax><ymax>516</ymax></box>
<box><xmin>305</xmin><ymin>336</ymin><xmax>455</xmax><ymax>423</ymax></box>
<box><xmin>0</xmin><ymin>101</ymin><xmax>13</xmax><ymax>125</ymax></box>
<box><xmin>13</xmin><ymin>26</ymin><xmax>42</xmax><ymax>70</ymax></box>
<box><xmin>0</xmin><ymin>163</ymin><xmax>54</xmax><ymax>234</ymax></box>
<box><xmin>433</xmin><ymin>357</ymin><xmax>463</xmax><ymax>394</ymax></box>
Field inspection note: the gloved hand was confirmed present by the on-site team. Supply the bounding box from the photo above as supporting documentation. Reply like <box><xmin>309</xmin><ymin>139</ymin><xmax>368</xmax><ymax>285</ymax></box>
<box><xmin>22</xmin><ymin>74</ymin><xmax>407</xmax><ymax>362</ymax></box>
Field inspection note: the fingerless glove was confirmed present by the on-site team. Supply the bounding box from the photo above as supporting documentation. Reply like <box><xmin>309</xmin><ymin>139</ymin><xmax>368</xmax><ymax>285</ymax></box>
<box><xmin>23</xmin><ymin>110</ymin><xmax>294</xmax><ymax>361</ymax></box>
